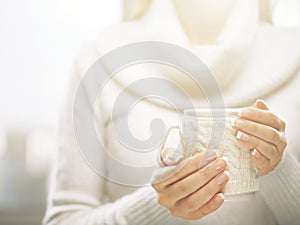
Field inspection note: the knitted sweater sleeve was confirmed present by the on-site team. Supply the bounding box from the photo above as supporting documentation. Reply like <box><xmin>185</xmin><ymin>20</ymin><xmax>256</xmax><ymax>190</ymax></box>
<box><xmin>259</xmin><ymin>80</ymin><xmax>300</xmax><ymax>225</ymax></box>
<box><xmin>259</xmin><ymin>150</ymin><xmax>300</xmax><ymax>225</ymax></box>
<box><xmin>42</xmin><ymin>56</ymin><xmax>179</xmax><ymax>225</ymax></box>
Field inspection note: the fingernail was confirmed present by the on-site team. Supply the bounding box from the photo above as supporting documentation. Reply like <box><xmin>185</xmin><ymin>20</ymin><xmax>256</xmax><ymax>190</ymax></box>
<box><xmin>236</xmin><ymin>131</ymin><xmax>249</xmax><ymax>142</ymax></box>
<box><xmin>239</xmin><ymin>108</ymin><xmax>252</xmax><ymax>117</ymax></box>
<box><xmin>205</xmin><ymin>151</ymin><xmax>217</xmax><ymax>162</ymax></box>
<box><xmin>230</xmin><ymin>118</ymin><xmax>236</xmax><ymax>127</ymax></box>
<box><xmin>220</xmin><ymin>156</ymin><xmax>229</xmax><ymax>164</ymax></box>
<box><xmin>238</xmin><ymin>109</ymin><xmax>242</xmax><ymax>117</ymax></box>
<box><xmin>199</xmin><ymin>151</ymin><xmax>217</xmax><ymax>169</ymax></box>
<box><xmin>215</xmin><ymin>158</ymin><xmax>227</xmax><ymax>171</ymax></box>
<box><xmin>215</xmin><ymin>193</ymin><xmax>225</xmax><ymax>203</ymax></box>
<box><xmin>251</xmin><ymin>149</ymin><xmax>259</xmax><ymax>158</ymax></box>
<box><xmin>234</xmin><ymin>119</ymin><xmax>244</xmax><ymax>128</ymax></box>
<box><xmin>164</xmin><ymin>152</ymin><xmax>184</xmax><ymax>165</ymax></box>
<box><xmin>217</xmin><ymin>171</ymin><xmax>230</xmax><ymax>185</ymax></box>
<box><xmin>168</xmin><ymin>152</ymin><xmax>182</xmax><ymax>161</ymax></box>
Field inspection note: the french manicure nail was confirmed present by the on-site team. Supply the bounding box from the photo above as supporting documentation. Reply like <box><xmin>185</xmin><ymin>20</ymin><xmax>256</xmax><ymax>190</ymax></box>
<box><xmin>230</xmin><ymin>118</ymin><xmax>236</xmax><ymax>127</ymax></box>
<box><xmin>238</xmin><ymin>109</ymin><xmax>242</xmax><ymax>117</ymax></box>
<box><xmin>217</xmin><ymin>171</ymin><xmax>230</xmax><ymax>185</ymax></box>
<box><xmin>215</xmin><ymin>193</ymin><xmax>225</xmax><ymax>203</ymax></box>
<box><xmin>199</xmin><ymin>151</ymin><xmax>217</xmax><ymax>169</ymax></box>
<box><xmin>164</xmin><ymin>152</ymin><xmax>184</xmax><ymax>165</ymax></box>
<box><xmin>236</xmin><ymin>131</ymin><xmax>242</xmax><ymax>139</ymax></box>
<box><xmin>236</xmin><ymin>131</ymin><xmax>249</xmax><ymax>142</ymax></box>
<box><xmin>234</xmin><ymin>119</ymin><xmax>244</xmax><ymax>128</ymax></box>
<box><xmin>251</xmin><ymin>149</ymin><xmax>258</xmax><ymax>158</ymax></box>
<box><xmin>220</xmin><ymin>156</ymin><xmax>229</xmax><ymax>164</ymax></box>
<box><xmin>215</xmin><ymin>159</ymin><xmax>226</xmax><ymax>171</ymax></box>
<box><xmin>239</xmin><ymin>108</ymin><xmax>252</xmax><ymax>117</ymax></box>
<box><xmin>205</xmin><ymin>151</ymin><xmax>217</xmax><ymax>162</ymax></box>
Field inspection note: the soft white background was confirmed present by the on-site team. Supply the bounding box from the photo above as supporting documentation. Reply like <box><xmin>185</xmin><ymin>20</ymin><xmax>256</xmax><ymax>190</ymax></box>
<box><xmin>0</xmin><ymin>0</ymin><xmax>121</xmax><ymax>130</ymax></box>
<box><xmin>0</xmin><ymin>1</ymin><xmax>122</xmax><ymax>224</ymax></box>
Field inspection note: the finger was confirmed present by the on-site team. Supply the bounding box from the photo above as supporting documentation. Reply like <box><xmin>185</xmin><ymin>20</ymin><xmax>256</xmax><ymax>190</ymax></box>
<box><xmin>159</xmin><ymin>151</ymin><xmax>217</xmax><ymax>187</ymax></box>
<box><xmin>236</xmin><ymin>131</ymin><xmax>278</xmax><ymax>161</ymax></box>
<box><xmin>153</xmin><ymin>148</ymin><xmax>198</xmax><ymax>187</ymax></box>
<box><xmin>255</xmin><ymin>99</ymin><xmax>269</xmax><ymax>110</ymax></box>
<box><xmin>255</xmin><ymin>99</ymin><xmax>286</xmax><ymax>132</ymax></box>
<box><xmin>251</xmin><ymin>149</ymin><xmax>270</xmax><ymax>176</ymax></box>
<box><xmin>277</xmin><ymin>134</ymin><xmax>288</xmax><ymax>154</ymax></box>
<box><xmin>166</xmin><ymin>157</ymin><xmax>228</xmax><ymax>202</ymax></box>
<box><xmin>233</xmin><ymin>118</ymin><xmax>282</xmax><ymax>146</ymax></box>
<box><xmin>186</xmin><ymin>193</ymin><xmax>225</xmax><ymax>220</ymax></box>
<box><xmin>152</xmin><ymin>164</ymin><xmax>184</xmax><ymax>189</ymax></box>
<box><xmin>174</xmin><ymin>171</ymin><xmax>229</xmax><ymax>213</ymax></box>
<box><xmin>162</xmin><ymin>148</ymin><xmax>185</xmax><ymax>166</ymax></box>
<box><xmin>239</xmin><ymin>107</ymin><xmax>285</xmax><ymax>132</ymax></box>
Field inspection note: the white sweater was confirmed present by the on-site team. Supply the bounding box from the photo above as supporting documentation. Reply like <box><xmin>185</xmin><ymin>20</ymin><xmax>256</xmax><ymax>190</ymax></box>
<box><xmin>43</xmin><ymin>0</ymin><xmax>300</xmax><ymax>224</ymax></box>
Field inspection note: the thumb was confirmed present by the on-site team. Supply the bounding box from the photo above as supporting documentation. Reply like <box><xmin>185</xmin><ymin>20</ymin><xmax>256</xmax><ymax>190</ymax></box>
<box><xmin>255</xmin><ymin>99</ymin><xmax>270</xmax><ymax>110</ymax></box>
<box><xmin>152</xmin><ymin>148</ymin><xmax>185</xmax><ymax>183</ymax></box>
<box><xmin>161</xmin><ymin>147</ymin><xmax>184</xmax><ymax>166</ymax></box>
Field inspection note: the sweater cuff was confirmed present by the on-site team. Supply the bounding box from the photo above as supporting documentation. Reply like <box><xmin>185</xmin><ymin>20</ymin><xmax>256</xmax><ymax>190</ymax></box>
<box><xmin>259</xmin><ymin>150</ymin><xmax>300</xmax><ymax>225</ymax></box>
<box><xmin>119</xmin><ymin>186</ymin><xmax>182</xmax><ymax>225</ymax></box>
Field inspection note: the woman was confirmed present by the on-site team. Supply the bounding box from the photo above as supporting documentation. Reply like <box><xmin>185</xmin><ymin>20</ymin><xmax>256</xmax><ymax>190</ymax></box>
<box><xmin>43</xmin><ymin>0</ymin><xmax>300</xmax><ymax>224</ymax></box>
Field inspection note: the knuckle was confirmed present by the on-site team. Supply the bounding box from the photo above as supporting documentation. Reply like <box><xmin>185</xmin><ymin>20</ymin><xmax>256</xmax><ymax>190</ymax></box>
<box><xmin>203</xmin><ymin>187</ymin><xmax>215</xmax><ymax>198</ymax></box>
<box><xmin>251</xmin><ymin>137</ymin><xmax>259</xmax><ymax>149</ymax></box>
<box><xmin>249</xmin><ymin>122</ymin><xmax>257</xmax><ymax>133</ymax></box>
<box><xmin>201</xmin><ymin>167</ymin><xmax>212</xmax><ymax>180</ymax></box>
<box><xmin>186</xmin><ymin>198</ymin><xmax>197</xmax><ymax>210</ymax></box>
<box><xmin>270</xmin><ymin>113</ymin><xmax>278</xmax><ymax>125</ymax></box>
<box><xmin>176</xmin><ymin>183</ymin><xmax>187</xmax><ymax>194</ymax></box>
<box><xmin>270</xmin><ymin>130</ymin><xmax>280</xmax><ymax>143</ymax></box>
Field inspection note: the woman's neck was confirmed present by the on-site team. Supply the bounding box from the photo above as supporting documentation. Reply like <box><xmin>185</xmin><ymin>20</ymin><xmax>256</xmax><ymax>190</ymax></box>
<box><xmin>172</xmin><ymin>0</ymin><xmax>238</xmax><ymax>44</ymax></box>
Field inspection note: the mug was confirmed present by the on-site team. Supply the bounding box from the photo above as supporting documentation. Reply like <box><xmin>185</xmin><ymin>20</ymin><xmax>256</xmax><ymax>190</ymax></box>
<box><xmin>158</xmin><ymin>108</ymin><xmax>259</xmax><ymax>196</ymax></box>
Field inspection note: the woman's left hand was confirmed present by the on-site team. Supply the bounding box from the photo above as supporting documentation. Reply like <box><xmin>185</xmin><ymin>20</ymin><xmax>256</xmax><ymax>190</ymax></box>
<box><xmin>232</xmin><ymin>99</ymin><xmax>287</xmax><ymax>176</ymax></box>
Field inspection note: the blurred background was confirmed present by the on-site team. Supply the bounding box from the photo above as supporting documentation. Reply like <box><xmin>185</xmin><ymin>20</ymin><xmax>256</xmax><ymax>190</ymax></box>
<box><xmin>0</xmin><ymin>0</ymin><xmax>121</xmax><ymax>224</ymax></box>
<box><xmin>0</xmin><ymin>0</ymin><xmax>299</xmax><ymax>224</ymax></box>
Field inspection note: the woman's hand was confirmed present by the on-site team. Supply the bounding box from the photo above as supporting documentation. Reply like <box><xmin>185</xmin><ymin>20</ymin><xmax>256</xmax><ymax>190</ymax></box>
<box><xmin>151</xmin><ymin>150</ymin><xmax>229</xmax><ymax>220</ymax></box>
<box><xmin>233</xmin><ymin>99</ymin><xmax>287</xmax><ymax>176</ymax></box>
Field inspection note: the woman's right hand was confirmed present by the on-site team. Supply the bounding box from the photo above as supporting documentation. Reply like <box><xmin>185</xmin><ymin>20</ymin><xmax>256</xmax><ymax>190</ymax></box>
<box><xmin>151</xmin><ymin>149</ymin><xmax>229</xmax><ymax>220</ymax></box>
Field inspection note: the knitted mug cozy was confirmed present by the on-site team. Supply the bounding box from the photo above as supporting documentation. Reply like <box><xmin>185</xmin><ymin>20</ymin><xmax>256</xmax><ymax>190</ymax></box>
<box><xmin>182</xmin><ymin>112</ymin><xmax>259</xmax><ymax>195</ymax></box>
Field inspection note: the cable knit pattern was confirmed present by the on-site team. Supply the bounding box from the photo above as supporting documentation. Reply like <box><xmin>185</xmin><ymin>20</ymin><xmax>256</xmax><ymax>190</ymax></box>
<box><xmin>182</xmin><ymin>117</ymin><xmax>258</xmax><ymax>195</ymax></box>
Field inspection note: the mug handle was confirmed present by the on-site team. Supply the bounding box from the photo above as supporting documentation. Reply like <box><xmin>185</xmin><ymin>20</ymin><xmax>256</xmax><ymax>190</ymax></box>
<box><xmin>157</xmin><ymin>125</ymin><xmax>183</xmax><ymax>167</ymax></box>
